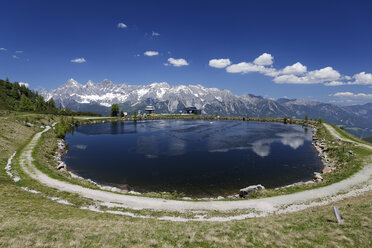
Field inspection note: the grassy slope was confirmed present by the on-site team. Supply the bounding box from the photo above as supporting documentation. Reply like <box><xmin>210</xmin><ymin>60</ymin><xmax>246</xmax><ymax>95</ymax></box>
<box><xmin>0</xmin><ymin>114</ymin><xmax>371</xmax><ymax>247</ymax></box>
<box><xmin>363</xmin><ymin>136</ymin><xmax>372</xmax><ymax>144</ymax></box>
<box><xmin>330</xmin><ymin>124</ymin><xmax>372</xmax><ymax>146</ymax></box>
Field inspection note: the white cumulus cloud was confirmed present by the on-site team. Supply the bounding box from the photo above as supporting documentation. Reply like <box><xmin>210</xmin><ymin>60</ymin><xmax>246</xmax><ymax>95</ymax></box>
<box><xmin>324</xmin><ymin>81</ymin><xmax>345</xmax><ymax>86</ymax></box>
<box><xmin>70</xmin><ymin>58</ymin><xmax>86</xmax><ymax>63</ymax></box>
<box><xmin>0</xmin><ymin>48</ymin><xmax>7</xmax><ymax>51</ymax></box>
<box><xmin>117</xmin><ymin>23</ymin><xmax>127</xmax><ymax>29</ymax></box>
<box><xmin>19</xmin><ymin>82</ymin><xmax>29</xmax><ymax>87</ymax></box>
<box><xmin>226</xmin><ymin>62</ymin><xmax>279</xmax><ymax>77</ymax></box>
<box><xmin>307</xmin><ymin>67</ymin><xmax>341</xmax><ymax>81</ymax></box>
<box><xmin>209</xmin><ymin>59</ymin><xmax>231</xmax><ymax>68</ymax></box>
<box><xmin>274</xmin><ymin>67</ymin><xmax>341</xmax><ymax>84</ymax></box>
<box><xmin>227</xmin><ymin>62</ymin><xmax>261</xmax><ymax>73</ymax></box>
<box><xmin>333</xmin><ymin>92</ymin><xmax>372</xmax><ymax>99</ymax></box>
<box><xmin>281</xmin><ymin>62</ymin><xmax>307</xmax><ymax>75</ymax></box>
<box><xmin>152</xmin><ymin>31</ymin><xmax>160</xmax><ymax>36</ymax></box>
<box><xmin>351</xmin><ymin>72</ymin><xmax>372</xmax><ymax>85</ymax></box>
<box><xmin>167</xmin><ymin>58</ymin><xmax>189</xmax><ymax>67</ymax></box>
<box><xmin>210</xmin><ymin>52</ymin><xmax>372</xmax><ymax>87</ymax></box>
<box><xmin>12</xmin><ymin>55</ymin><xmax>19</xmax><ymax>59</ymax></box>
<box><xmin>253</xmin><ymin>53</ymin><xmax>274</xmax><ymax>66</ymax></box>
<box><xmin>324</xmin><ymin>72</ymin><xmax>372</xmax><ymax>86</ymax></box>
<box><xmin>144</xmin><ymin>51</ymin><xmax>159</xmax><ymax>56</ymax></box>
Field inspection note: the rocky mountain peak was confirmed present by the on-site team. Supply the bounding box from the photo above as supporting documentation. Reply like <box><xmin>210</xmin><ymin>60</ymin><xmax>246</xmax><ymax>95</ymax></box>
<box><xmin>64</xmin><ymin>78</ymin><xmax>81</xmax><ymax>87</ymax></box>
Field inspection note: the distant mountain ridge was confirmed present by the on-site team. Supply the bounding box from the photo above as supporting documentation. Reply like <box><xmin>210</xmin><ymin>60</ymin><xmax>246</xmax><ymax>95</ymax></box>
<box><xmin>42</xmin><ymin>79</ymin><xmax>372</xmax><ymax>133</ymax></box>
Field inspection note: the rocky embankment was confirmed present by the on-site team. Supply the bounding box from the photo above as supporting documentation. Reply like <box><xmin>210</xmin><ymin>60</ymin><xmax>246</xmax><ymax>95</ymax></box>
<box><xmin>54</xmin><ymin>140</ymin><xmax>67</xmax><ymax>171</ymax></box>
<box><xmin>312</xmin><ymin>127</ymin><xmax>336</xmax><ymax>177</ymax></box>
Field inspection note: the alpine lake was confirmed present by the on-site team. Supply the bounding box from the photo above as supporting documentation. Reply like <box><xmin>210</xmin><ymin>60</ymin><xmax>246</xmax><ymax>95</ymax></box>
<box><xmin>63</xmin><ymin>119</ymin><xmax>322</xmax><ymax>198</ymax></box>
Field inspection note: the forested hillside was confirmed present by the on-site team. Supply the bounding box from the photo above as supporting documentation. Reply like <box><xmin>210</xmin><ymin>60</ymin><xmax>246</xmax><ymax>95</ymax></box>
<box><xmin>0</xmin><ymin>78</ymin><xmax>100</xmax><ymax>116</ymax></box>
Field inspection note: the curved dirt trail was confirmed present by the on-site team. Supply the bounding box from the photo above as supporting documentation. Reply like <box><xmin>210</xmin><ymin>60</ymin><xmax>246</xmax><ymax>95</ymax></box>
<box><xmin>19</xmin><ymin>124</ymin><xmax>372</xmax><ymax>213</ymax></box>
<box><xmin>323</xmin><ymin>123</ymin><xmax>372</xmax><ymax>150</ymax></box>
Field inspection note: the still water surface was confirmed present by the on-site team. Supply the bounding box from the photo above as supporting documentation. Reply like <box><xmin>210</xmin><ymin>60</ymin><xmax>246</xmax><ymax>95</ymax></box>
<box><xmin>64</xmin><ymin>120</ymin><xmax>322</xmax><ymax>197</ymax></box>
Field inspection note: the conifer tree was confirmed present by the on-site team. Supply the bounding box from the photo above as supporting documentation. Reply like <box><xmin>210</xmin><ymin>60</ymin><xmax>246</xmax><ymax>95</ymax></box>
<box><xmin>110</xmin><ymin>104</ymin><xmax>119</xmax><ymax>117</ymax></box>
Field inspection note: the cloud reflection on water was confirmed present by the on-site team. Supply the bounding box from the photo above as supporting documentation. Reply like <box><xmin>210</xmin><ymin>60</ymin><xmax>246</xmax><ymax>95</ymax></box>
<box><xmin>131</xmin><ymin>121</ymin><xmax>311</xmax><ymax>158</ymax></box>
<box><xmin>251</xmin><ymin>132</ymin><xmax>308</xmax><ymax>157</ymax></box>
<box><xmin>136</xmin><ymin>134</ymin><xmax>187</xmax><ymax>158</ymax></box>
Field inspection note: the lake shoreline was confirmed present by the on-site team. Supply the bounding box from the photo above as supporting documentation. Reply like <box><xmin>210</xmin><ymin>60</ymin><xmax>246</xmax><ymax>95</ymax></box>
<box><xmin>55</xmin><ymin>117</ymin><xmax>330</xmax><ymax>199</ymax></box>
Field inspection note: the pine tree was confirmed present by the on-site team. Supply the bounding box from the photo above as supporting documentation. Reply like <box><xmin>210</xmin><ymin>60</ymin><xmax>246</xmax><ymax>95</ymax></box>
<box><xmin>18</xmin><ymin>94</ymin><xmax>34</xmax><ymax>111</ymax></box>
<box><xmin>35</xmin><ymin>95</ymin><xmax>46</xmax><ymax>112</ymax></box>
<box><xmin>10</xmin><ymin>83</ymin><xmax>20</xmax><ymax>99</ymax></box>
<box><xmin>110</xmin><ymin>104</ymin><xmax>119</xmax><ymax>117</ymax></box>
<box><xmin>46</xmin><ymin>98</ymin><xmax>56</xmax><ymax>113</ymax></box>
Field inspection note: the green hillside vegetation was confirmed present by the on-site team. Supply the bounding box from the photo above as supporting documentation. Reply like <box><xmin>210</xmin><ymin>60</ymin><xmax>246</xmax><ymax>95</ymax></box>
<box><xmin>363</xmin><ymin>136</ymin><xmax>372</xmax><ymax>144</ymax></box>
<box><xmin>0</xmin><ymin>78</ymin><xmax>101</xmax><ymax>116</ymax></box>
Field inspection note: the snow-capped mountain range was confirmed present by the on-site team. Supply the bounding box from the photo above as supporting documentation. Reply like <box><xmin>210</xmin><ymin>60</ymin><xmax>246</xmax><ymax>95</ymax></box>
<box><xmin>42</xmin><ymin>78</ymin><xmax>372</xmax><ymax>135</ymax></box>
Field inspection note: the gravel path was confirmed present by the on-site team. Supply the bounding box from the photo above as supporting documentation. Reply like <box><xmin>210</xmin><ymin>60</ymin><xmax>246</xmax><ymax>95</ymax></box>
<box><xmin>323</xmin><ymin>123</ymin><xmax>372</xmax><ymax>150</ymax></box>
<box><xmin>19</xmin><ymin>124</ymin><xmax>372</xmax><ymax>213</ymax></box>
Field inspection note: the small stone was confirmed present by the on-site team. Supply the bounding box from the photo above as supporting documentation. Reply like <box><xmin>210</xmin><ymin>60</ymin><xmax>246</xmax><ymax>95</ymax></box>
<box><xmin>239</xmin><ymin>184</ymin><xmax>265</xmax><ymax>198</ymax></box>
<box><xmin>322</xmin><ymin>167</ymin><xmax>332</xmax><ymax>174</ymax></box>
<box><xmin>56</xmin><ymin>162</ymin><xmax>66</xmax><ymax>170</ymax></box>
<box><xmin>313</xmin><ymin>172</ymin><xmax>323</xmax><ymax>181</ymax></box>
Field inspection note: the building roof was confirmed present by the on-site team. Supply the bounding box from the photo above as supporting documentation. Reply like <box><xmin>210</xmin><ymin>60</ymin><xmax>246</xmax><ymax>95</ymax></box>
<box><xmin>185</xmin><ymin>106</ymin><xmax>197</xmax><ymax>110</ymax></box>
<box><xmin>145</xmin><ymin>105</ymin><xmax>155</xmax><ymax>111</ymax></box>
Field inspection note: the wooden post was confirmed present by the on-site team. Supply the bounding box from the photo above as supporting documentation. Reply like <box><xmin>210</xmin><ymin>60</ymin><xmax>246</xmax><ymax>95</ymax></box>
<box><xmin>332</xmin><ymin>206</ymin><xmax>344</xmax><ymax>224</ymax></box>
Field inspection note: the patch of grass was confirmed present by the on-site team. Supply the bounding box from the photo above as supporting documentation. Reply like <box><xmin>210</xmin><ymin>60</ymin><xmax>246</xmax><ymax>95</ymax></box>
<box><xmin>0</xmin><ymin>178</ymin><xmax>371</xmax><ymax>247</ymax></box>
<box><xmin>364</xmin><ymin>136</ymin><xmax>372</xmax><ymax>144</ymax></box>
<box><xmin>0</xmin><ymin>116</ymin><xmax>39</xmax><ymax>160</ymax></box>
<box><xmin>330</xmin><ymin>124</ymin><xmax>372</xmax><ymax>146</ymax></box>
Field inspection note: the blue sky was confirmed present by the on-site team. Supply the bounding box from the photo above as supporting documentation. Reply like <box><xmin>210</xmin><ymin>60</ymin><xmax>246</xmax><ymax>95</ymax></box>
<box><xmin>1</xmin><ymin>0</ymin><xmax>372</xmax><ymax>105</ymax></box>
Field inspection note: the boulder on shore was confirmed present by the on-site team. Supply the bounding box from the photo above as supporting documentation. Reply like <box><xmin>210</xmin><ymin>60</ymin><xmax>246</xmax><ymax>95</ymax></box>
<box><xmin>322</xmin><ymin>166</ymin><xmax>332</xmax><ymax>174</ymax></box>
<box><xmin>313</xmin><ymin>172</ymin><xmax>323</xmax><ymax>181</ymax></box>
<box><xmin>239</xmin><ymin>184</ymin><xmax>265</xmax><ymax>198</ymax></box>
<box><xmin>56</xmin><ymin>162</ymin><xmax>67</xmax><ymax>170</ymax></box>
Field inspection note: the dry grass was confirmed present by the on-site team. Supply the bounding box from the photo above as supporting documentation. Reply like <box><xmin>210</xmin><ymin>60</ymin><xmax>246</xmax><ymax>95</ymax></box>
<box><xmin>0</xmin><ymin>182</ymin><xmax>371</xmax><ymax>247</ymax></box>
<box><xmin>0</xmin><ymin>117</ymin><xmax>36</xmax><ymax>159</ymax></box>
